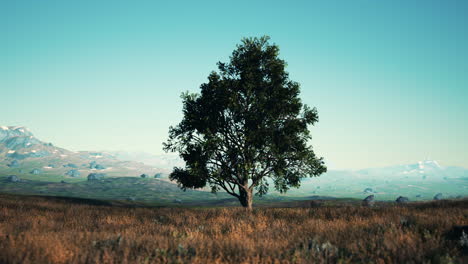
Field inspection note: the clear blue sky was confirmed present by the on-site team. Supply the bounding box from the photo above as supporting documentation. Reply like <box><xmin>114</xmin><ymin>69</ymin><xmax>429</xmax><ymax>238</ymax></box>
<box><xmin>2</xmin><ymin>0</ymin><xmax>467</xmax><ymax>169</ymax></box>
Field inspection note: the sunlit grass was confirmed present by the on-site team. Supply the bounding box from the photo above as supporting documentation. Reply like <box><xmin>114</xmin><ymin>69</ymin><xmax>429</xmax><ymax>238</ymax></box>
<box><xmin>0</xmin><ymin>194</ymin><xmax>467</xmax><ymax>263</ymax></box>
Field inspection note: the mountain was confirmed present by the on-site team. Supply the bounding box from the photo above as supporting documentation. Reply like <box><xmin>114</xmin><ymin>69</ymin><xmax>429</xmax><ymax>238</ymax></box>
<box><xmin>0</xmin><ymin>126</ymin><xmax>234</xmax><ymax>205</ymax></box>
<box><xmin>106</xmin><ymin>151</ymin><xmax>184</xmax><ymax>170</ymax></box>
<box><xmin>1</xmin><ymin>125</ymin><xmax>466</xmax><ymax>202</ymax></box>
<box><xmin>101</xmin><ymin>150</ymin><xmax>468</xmax><ymax>200</ymax></box>
<box><xmin>291</xmin><ymin>160</ymin><xmax>468</xmax><ymax>200</ymax></box>
<box><xmin>0</xmin><ymin>126</ymin><xmax>164</xmax><ymax>178</ymax></box>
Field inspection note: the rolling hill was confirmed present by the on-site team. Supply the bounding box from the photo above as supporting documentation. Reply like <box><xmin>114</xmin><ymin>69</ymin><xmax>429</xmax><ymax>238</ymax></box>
<box><xmin>1</xmin><ymin>125</ymin><xmax>467</xmax><ymax>203</ymax></box>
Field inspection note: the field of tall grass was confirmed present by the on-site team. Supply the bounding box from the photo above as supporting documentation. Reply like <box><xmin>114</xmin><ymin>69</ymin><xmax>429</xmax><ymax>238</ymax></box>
<box><xmin>0</xmin><ymin>194</ymin><xmax>467</xmax><ymax>263</ymax></box>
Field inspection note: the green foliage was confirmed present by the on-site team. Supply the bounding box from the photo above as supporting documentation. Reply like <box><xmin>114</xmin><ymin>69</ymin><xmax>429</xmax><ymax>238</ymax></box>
<box><xmin>164</xmin><ymin>36</ymin><xmax>326</xmax><ymax>207</ymax></box>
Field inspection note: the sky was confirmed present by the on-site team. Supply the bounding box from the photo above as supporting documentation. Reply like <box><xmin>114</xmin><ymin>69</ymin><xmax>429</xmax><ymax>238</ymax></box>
<box><xmin>1</xmin><ymin>0</ymin><xmax>467</xmax><ymax>170</ymax></box>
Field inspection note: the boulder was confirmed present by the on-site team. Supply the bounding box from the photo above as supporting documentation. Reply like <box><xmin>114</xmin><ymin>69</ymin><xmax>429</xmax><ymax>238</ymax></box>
<box><xmin>173</xmin><ymin>199</ymin><xmax>182</xmax><ymax>204</ymax></box>
<box><xmin>7</xmin><ymin>160</ymin><xmax>19</xmax><ymax>168</ymax></box>
<box><xmin>396</xmin><ymin>196</ymin><xmax>409</xmax><ymax>203</ymax></box>
<box><xmin>94</xmin><ymin>164</ymin><xmax>106</xmax><ymax>170</ymax></box>
<box><xmin>89</xmin><ymin>161</ymin><xmax>97</xmax><ymax>169</ymax></box>
<box><xmin>154</xmin><ymin>173</ymin><xmax>162</xmax><ymax>179</ymax></box>
<box><xmin>89</xmin><ymin>161</ymin><xmax>106</xmax><ymax>170</ymax></box>
<box><xmin>87</xmin><ymin>173</ymin><xmax>106</xmax><ymax>181</ymax></box>
<box><xmin>140</xmin><ymin>174</ymin><xmax>149</xmax><ymax>178</ymax></box>
<box><xmin>362</xmin><ymin>195</ymin><xmax>375</xmax><ymax>207</ymax></box>
<box><xmin>363</xmin><ymin>188</ymin><xmax>374</xmax><ymax>193</ymax></box>
<box><xmin>30</xmin><ymin>169</ymin><xmax>42</xmax><ymax>175</ymax></box>
<box><xmin>434</xmin><ymin>193</ymin><xmax>443</xmax><ymax>200</ymax></box>
<box><xmin>65</xmin><ymin>169</ymin><xmax>81</xmax><ymax>177</ymax></box>
<box><xmin>7</xmin><ymin>175</ymin><xmax>20</xmax><ymax>182</ymax></box>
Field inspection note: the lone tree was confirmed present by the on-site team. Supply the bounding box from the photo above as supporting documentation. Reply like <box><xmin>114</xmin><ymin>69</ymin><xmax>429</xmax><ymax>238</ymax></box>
<box><xmin>164</xmin><ymin>36</ymin><xmax>326</xmax><ymax>209</ymax></box>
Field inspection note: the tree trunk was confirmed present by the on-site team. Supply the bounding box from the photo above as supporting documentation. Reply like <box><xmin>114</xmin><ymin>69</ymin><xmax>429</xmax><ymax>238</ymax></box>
<box><xmin>238</xmin><ymin>187</ymin><xmax>253</xmax><ymax>210</ymax></box>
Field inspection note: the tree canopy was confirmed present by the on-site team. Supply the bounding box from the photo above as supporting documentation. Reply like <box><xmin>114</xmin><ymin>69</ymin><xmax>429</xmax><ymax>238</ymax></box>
<box><xmin>164</xmin><ymin>36</ymin><xmax>326</xmax><ymax>209</ymax></box>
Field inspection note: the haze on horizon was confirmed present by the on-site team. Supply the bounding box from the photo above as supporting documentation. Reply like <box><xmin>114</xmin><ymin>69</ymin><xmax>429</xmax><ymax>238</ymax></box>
<box><xmin>2</xmin><ymin>1</ymin><xmax>468</xmax><ymax>170</ymax></box>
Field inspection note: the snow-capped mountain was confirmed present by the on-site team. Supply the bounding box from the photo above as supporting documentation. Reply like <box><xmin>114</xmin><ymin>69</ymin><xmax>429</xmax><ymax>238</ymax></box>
<box><xmin>0</xmin><ymin>126</ymin><xmax>42</xmax><ymax>150</ymax></box>
<box><xmin>351</xmin><ymin>159</ymin><xmax>468</xmax><ymax>182</ymax></box>
<box><xmin>0</xmin><ymin>125</ymin><xmax>164</xmax><ymax>177</ymax></box>
<box><xmin>294</xmin><ymin>160</ymin><xmax>468</xmax><ymax>200</ymax></box>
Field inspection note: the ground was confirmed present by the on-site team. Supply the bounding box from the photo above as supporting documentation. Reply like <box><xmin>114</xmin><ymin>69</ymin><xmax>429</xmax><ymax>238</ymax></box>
<box><xmin>0</xmin><ymin>194</ymin><xmax>467</xmax><ymax>263</ymax></box>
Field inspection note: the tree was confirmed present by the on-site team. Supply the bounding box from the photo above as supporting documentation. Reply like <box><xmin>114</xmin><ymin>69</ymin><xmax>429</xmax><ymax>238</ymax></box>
<box><xmin>164</xmin><ymin>36</ymin><xmax>326</xmax><ymax>209</ymax></box>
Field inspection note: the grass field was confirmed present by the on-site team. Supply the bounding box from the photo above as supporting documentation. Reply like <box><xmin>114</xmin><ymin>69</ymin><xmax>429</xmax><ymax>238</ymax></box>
<box><xmin>0</xmin><ymin>194</ymin><xmax>467</xmax><ymax>263</ymax></box>
<box><xmin>0</xmin><ymin>175</ymin><xmax>347</xmax><ymax>206</ymax></box>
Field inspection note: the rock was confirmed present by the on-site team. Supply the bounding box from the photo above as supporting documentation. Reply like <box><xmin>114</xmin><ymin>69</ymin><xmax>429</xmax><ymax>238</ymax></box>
<box><xmin>415</xmin><ymin>194</ymin><xmax>422</xmax><ymax>198</ymax></box>
<box><xmin>154</xmin><ymin>173</ymin><xmax>162</xmax><ymax>179</ymax></box>
<box><xmin>434</xmin><ymin>193</ymin><xmax>443</xmax><ymax>200</ymax></box>
<box><xmin>363</xmin><ymin>188</ymin><xmax>374</xmax><ymax>193</ymax></box>
<box><xmin>7</xmin><ymin>160</ymin><xmax>19</xmax><ymax>168</ymax></box>
<box><xmin>87</xmin><ymin>173</ymin><xmax>106</xmax><ymax>181</ymax></box>
<box><xmin>48</xmin><ymin>164</ymin><xmax>56</xmax><ymax>168</ymax></box>
<box><xmin>127</xmin><ymin>197</ymin><xmax>136</xmax><ymax>201</ymax></box>
<box><xmin>60</xmin><ymin>180</ymin><xmax>67</xmax><ymax>184</ymax></box>
<box><xmin>89</xmin><ymin>161</ymin><xmax>106</xmax><ymax>170</ymax></box>
<box><xmin>174</xmin><ymin>199</ymin><xmax>182</xmax><ymax>204</ymax></box>
<box><xmin>140</xmin><ymin>174</ymin><xmax>149</xmax><ymax>178</ymax></box>
<box><xmin>89</xmin><ymin>161</ymin><xmax>97</xmax><ymax>169</ymax></box>
<box><xmin>362</xmin><ymin>195</ymin><xmax>375</xmax><ymax>207</ymax></box>
<box><xmin>30</xmin><ymin>169</ymin><xmax>42</xmax><ymax>175</ymax></box>
<box><xmin>396</xmin><ymin>196</ymin><xmax>409</xmax><ymax>203</ymax></box>
<box><xmin>65</xmin><ymin>169</ymin><xmax>80</xmax><ymax>177</ymax></box>
<box><xmin>94</xmin><ymin>164</ymin><xmax>106</xmax><ymax>170</ymax></box>
<box><xmin>7</xmin><ymin>175</ymin><xmax>20</xmax><ymax>182</ymax></box>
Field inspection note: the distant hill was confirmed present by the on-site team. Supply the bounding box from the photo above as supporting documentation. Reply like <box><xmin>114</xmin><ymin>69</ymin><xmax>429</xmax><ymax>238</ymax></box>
<box><xmin>0</xmin><ymin>126</ymin><xmax>164</xmax><ymax>179</ymax></box>
<box><xmin>103</xmin><ymin>150</ymin><xmax>468</xmax><ymax>201</ymax></box>
<box><xmin>1</xmin><ymin>126</ymin><xmax>466</xmax><ymax>202</ymax></box>
<box><xmin>288</xmin><ymin>160</ymin><xmax>468</xmax><ymax>200</ymax></box>
<box><xmin>106</xmin><ymin>151</ymin><xmax>184</xmax><ymax>170</ymax></box>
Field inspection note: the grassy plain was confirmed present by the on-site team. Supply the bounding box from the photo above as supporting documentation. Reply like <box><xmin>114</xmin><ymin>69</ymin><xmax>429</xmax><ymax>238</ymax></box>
<box><xmin>0</xmin><ymin>194</ymin><xmax>467</xmax><ymax>263</ymax></box>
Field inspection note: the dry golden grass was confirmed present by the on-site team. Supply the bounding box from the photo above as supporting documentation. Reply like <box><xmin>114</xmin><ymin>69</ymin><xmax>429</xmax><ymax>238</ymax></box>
<box><xmin>0</xmin><ymin>194</ymin><xmax>467</xmax><ymax>264</ymax></box>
